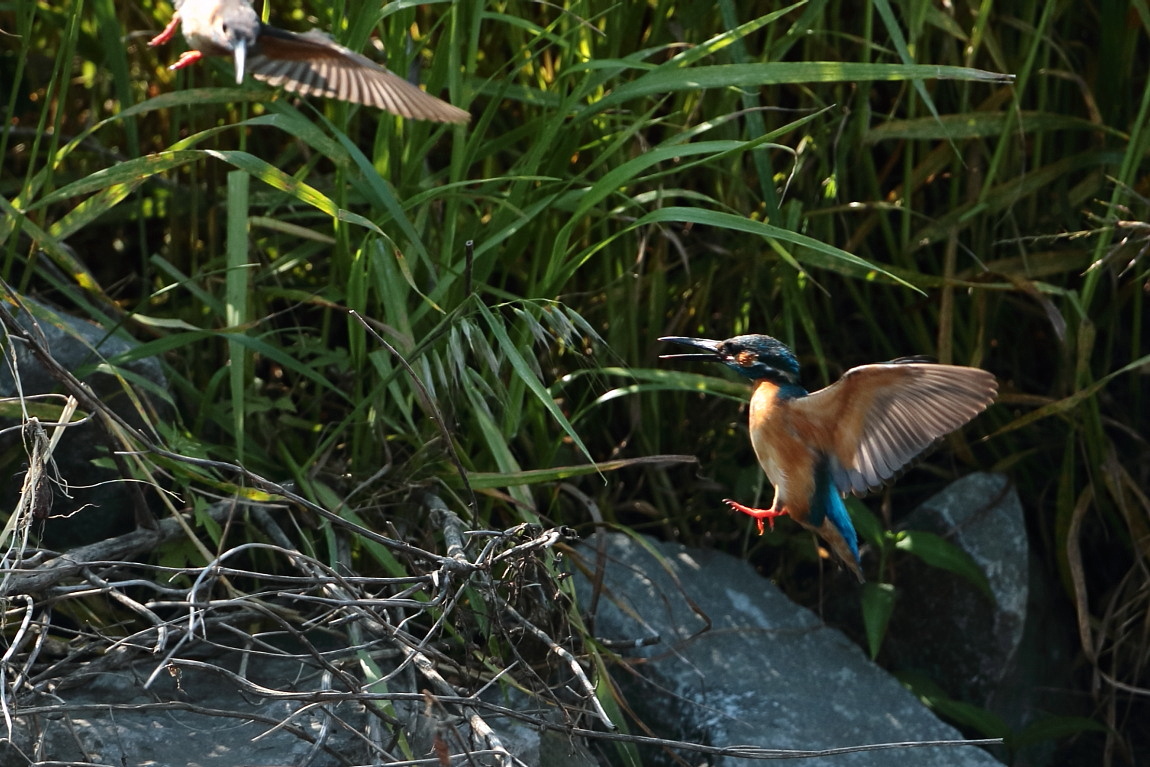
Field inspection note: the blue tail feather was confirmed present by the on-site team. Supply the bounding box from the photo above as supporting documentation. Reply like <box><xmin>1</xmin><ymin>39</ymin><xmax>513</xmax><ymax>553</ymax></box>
<box><xmin>809</xmin><ymin>458</ymin><xmax>861</xmax><ymax>566</ymax></box>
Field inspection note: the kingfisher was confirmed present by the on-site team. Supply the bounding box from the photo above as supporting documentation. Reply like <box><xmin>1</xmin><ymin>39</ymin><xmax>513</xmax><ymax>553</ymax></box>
<box><xmin>148</xmin><ymin>0</ymin><xmax>470</xmax><ymax>122</ymax></box>
<box><xmin>659</xmin><ymin>334</ymin><xmax>997</xmax><ymax>581</ymax></box>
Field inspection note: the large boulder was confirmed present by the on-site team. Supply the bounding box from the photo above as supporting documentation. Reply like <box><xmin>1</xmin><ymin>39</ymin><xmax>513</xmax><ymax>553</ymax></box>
<box><xmin>885</xmin><ymin>473</ymin><xmax>1075</xmax><ymax>766</ymax></box>
<box><xmin>0</xmin><ymin>295</ymin><xmax>166</xmax><ymax>545</ymax></box>
<box><xmin>574</xmin><ymin>532</ymin><xmax>1004</xmax><ymax>766</ymax></box>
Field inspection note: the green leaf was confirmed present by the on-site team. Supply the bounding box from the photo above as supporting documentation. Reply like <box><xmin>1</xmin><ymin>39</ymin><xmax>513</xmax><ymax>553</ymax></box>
<box><xmin>1010</xmin><ymin>715</ymin><xmax>1110</xmax><ymax>749</ymax></box>
<box><xmin>461</xmin><ymin>455</ymin><xmax>697</xmax><ymax>489</ymax></box>
<box><xmin>897</xmin><ymin>671</ymin><xmax>1011</xmax><ymax>739</ymax></box>
<box><xmin>866</xmin><ymin>111</ymin><xmax>1123</xmax><ymax>143</ymax></box>
<box><xmin>895</xmin><ymin>531</ymin><xmax>994</xmax><ymax>600</ymax></box>
<box><xmin>847</xmin><ymin>500</ymin><xmax>885</xmax><ymax>551</ymax></box>
<box><xmin>860</xmin><ymin>581</ymin><xmax>897</xmax><ymax>660</ymax></box>
<box><xmin>926</xmin><ymin>698</ymin><xmax>1012</xmax><ymax>740</ymax></box>
<box><xmin>590</xmin><ymin>62</ymin><xmax>1013</xmax><ymax>116</ymax></box>
<box><xmin>624</xmin><ymin>207</ymin><xmax>924</xmax><ymax>291</ymax></box>
<box><xmin>582</xmin><ymin>366</ymin><xmax>751</xmax><ymax>401</ymax></box>
<box><xmin>30</xmin><ymin>151</ymin><xmax>202</xmax><ymax>210</ymax></box>
<box><xmin>474</xmin><ymin>302</ymin><xmax>597</xmax><ymax>467</ymax></box>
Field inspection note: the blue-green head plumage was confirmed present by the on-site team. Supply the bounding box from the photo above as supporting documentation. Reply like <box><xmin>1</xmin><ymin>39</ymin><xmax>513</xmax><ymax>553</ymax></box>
<box><xmin>658</xmin><ymin>333</ymin><xmax>801</xmax><ymax>388</ymax></box>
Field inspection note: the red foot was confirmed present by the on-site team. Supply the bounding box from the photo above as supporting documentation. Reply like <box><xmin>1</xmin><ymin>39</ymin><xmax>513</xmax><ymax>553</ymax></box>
<box><xmin>723</xmin><ymin>498</ymin><xmax>789</xmax><ymax>535</ymax></box>
<box><xmin>148</xmin><ymin>13</ymin><xmax>181</xmax><ymax>48</ymax></box>
<box><xmin>170</xmin><ymin>49</ymin><xmax>205</xmax><ymax>71</ymax></box>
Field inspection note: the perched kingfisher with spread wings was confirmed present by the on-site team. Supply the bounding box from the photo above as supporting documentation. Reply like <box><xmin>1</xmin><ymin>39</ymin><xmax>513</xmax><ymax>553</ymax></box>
<box><xmin>659</xmin><ymin>334</ymin><xmax>997</xmax><ymax>582</ymax></box>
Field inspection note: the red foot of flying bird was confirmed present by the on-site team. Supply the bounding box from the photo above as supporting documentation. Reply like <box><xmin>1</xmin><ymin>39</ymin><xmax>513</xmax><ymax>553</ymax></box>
<box><xmin>148</xmin><ymin>0</ymin><xmax>470</xmax><ymax>123</ymax></box>
<box><xmin>659</xmin><ymin>334</ymin><xmax>997</xmax><ymax>582</ymax></box>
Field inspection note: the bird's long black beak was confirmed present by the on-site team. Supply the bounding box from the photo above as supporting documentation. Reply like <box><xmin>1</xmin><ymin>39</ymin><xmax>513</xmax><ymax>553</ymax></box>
<box><xmin>657</xmin><ymin>336</ymin><xmax>724</xmax><ymax>360</ymax></box>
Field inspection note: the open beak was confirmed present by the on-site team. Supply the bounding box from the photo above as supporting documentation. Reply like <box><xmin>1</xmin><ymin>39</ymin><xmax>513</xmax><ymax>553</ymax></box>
<box><xmin>233</xmin><ymin>38</ymin><xmax>247</xmax><ymax>84</ymax></box>
<box><xmin>657</xmin><ymin>336</ymin><xmax>724</xmax><ymax>360</ymax></box>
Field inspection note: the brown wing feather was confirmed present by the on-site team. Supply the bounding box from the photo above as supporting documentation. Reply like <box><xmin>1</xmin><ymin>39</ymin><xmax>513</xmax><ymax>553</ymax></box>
<box><xmin>793</xmin><ymin>363</ymin><xmax>997</xmax><ymax>496</ymax></box>
<box><xmin>248</xmin><ymin>28</ymin><xmax>470</xmax><ymax>122</ymax></box>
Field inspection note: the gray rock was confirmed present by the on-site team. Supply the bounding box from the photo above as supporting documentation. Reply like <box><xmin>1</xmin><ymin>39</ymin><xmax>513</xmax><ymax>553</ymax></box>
<box><xmin>4</xmin><ymin>648</ymin><xmax>593</xmax><ymax>767</ymax></box>
<box><xmin>7</xmin><ymin>648</ymin><xmax>598</xmax><ymax>767</ymax></box>
<box><xmin>0</xmin><ymin>295</ymin><xmax>167</xmax><ymax>545</ymax></box>
<box><xmin>887</xmin><ymin>473</ymin><xmax>1026</xmax><ymax>704</ymax></box>
<box><xmin>574</xmin><ymin>532</ymin><xmax>1004</xmax><ymax>766</ymax></box>
<box><xmin>0</xmin><ymin>295</ymin><xmax>165</xmax><ymax>404</ymax></box>
<box><xmin>886</xmin><ymin>473</ymin><xmax>1074</xmax><ymax>766</ymax></box>
<box><xmin>473</xmin><ymin>691</ymin><xmax>598</xmax><ymax>767</ymax></box>
<box><xmin>8</xmin><ymin>654</ymin><xmax>371</xmax><ymax>766</ymax></box>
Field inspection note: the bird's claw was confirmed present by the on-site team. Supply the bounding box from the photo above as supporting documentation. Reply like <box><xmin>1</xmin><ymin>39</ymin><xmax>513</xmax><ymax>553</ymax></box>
<box><xmin>149</xmin><ymin>14</ymin><xmax>181</xmax><ymax>48</ymax></box>
<box><xmin>170</xmin><ymin>49</ymin><xmax>205</xmax><ymax>71</ymax></box>
<box><xmin>723</xmin><ymin>498</ymin><xmax>788</xmax><ymax>535</ymax></box>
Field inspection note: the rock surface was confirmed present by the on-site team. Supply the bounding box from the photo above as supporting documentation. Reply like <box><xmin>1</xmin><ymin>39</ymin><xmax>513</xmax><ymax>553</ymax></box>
<box><xmin>887</xmin><ymin>473</ymin><xmax>1027</xmax><ymax>705</ymax></box>
<box><xmin>885</xmin><ymin>473</ymin><xmax>1074</xmax><ymax>766</ymax></box>
<box><xmin>574</xmin><ymin>532</ymin><xmax>1004</xmax><ymax>766</ymax></box>
<box><xmin>5</xmin><ymin>649</ymin><xmax>598</xmax><ymax>767</ymax></box>
<box><xmin>4</xmin><ymin>653</ymin><xmax>369</xmax><ymax>766</ymax></box>
<box><xmin>0</xmin><ymin>295</ymin><xmax>167</xmax><ymax>545</ymax></box>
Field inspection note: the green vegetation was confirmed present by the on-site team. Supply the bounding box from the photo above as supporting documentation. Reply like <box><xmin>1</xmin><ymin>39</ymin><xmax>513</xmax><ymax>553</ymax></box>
<box><xmin>2</xmin><ymin>1</ymin><xmax>1146</xmax><ymax>763</ymax></box>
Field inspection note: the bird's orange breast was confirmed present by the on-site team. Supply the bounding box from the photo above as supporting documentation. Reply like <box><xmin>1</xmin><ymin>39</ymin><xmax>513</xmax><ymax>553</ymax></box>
<box><xmin>748</xmin><ymin>381</ymin><xmax>822</xmax><ymax>514</ymax></box>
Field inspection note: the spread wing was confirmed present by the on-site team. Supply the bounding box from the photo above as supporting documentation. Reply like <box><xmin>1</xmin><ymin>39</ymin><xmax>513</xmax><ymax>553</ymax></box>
<box><xmin>249</xmin><ymin>28</ymin><xmax>470</xmax><ymax>123</ymax></box>
<box><xmin>792</xmin><ymin>362</ymin><xmax>997</xmax><ymax>496</ymax></box>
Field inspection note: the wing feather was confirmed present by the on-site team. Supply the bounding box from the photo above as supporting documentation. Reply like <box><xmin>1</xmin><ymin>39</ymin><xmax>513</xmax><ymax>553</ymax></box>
<box><xmin>793</xmin><ymin>363</ymin><xmax>997</xmax><ymax>496</ymax></box>
<box><xmin>247</xmin><ymin>28</ymin><xmax>470</xmax><ymax>122</ymax></box>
